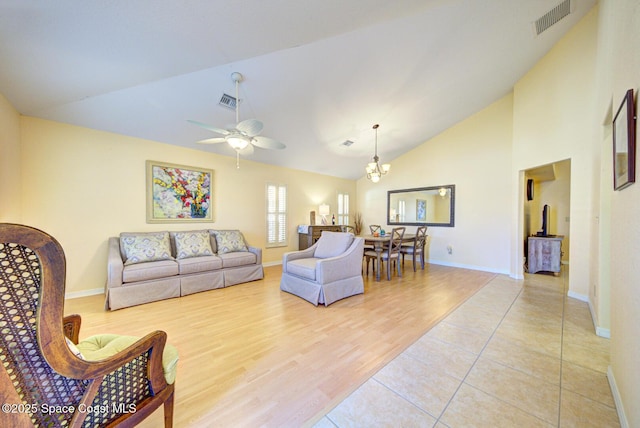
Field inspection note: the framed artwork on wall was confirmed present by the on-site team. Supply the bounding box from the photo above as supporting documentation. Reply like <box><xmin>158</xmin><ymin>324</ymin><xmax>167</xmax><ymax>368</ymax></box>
<box><xmin>146</xmin><ymin>160</ymin><xmax>214</xmax><ymax>223</ymax></box>
<box><xmin>612</xmin><ymin>89</ymin><xmax>636</xmax><ymax>190</ymax></box>
<box><xmin>416</xmin><ymin>199</ymin><xmax>427</xmax><ymax>222</ymax></box>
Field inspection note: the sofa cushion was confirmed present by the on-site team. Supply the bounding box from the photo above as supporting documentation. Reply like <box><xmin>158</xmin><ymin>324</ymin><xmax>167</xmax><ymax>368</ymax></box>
<box><xmin>211</xmin><ymin>230</ymin><xmax>248</xmax><ymax>254</ymax></box>
<box><xmin>218</xmin><ymin>251</ymin><xmax>257</xmax><ymax>268</ymax></box>
<box><xmin>314</xmin><ymin>232</ymin><xmax>353</xmax><ymax>259</ymax></box>
<box><xmin>286</xmin><ymin>258</ymin><xmax>318</xmax><ymax>280</ymax></box>
<box><xmin>177</xmin><ymin>255</ymin><xmax>222</xmax><ymax>274</ymax></box>
<box><xmin>77</xmin><ymin>334</ymin><xmax>179</xmax><ymax>385</ymax></box>
<box><xmin>173</xmin><ymin>230</ymin><xmax>214</xmax><ymax>259</ymax></box>
<box><xmin>120</xmin><ymin>232</ymin><xmax>173</xmax><ymax>265</ymax></box>
<box><xmin>122</xmin><ymin>260</ymin><xmax>179</xmax><ymax>283</ymax></box>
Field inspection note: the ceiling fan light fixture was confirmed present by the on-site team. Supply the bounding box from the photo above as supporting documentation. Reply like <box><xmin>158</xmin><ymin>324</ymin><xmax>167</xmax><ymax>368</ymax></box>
<box><xmin>189</xmin><ymin>71</ymin><xmax>284</xmax><ymax>169</ymax></box>
<box><xmin>227</xmin><ymin>135</ymin><xmax>250</xmax><ymax>150</ymax></box>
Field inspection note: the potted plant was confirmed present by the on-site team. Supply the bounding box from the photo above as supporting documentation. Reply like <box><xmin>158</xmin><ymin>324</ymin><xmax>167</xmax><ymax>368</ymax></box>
<box><xmin>353</xmin><ymin>212</ymin><xmax>363</xmax><ymax>236</ymax></box>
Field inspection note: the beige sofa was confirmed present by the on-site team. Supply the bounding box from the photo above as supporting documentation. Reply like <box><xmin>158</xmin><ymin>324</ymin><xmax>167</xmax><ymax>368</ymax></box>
<box><xmin>106</xmin><ymin>229</ymin><xmax>263</xmax><ymax>310</ymax></box>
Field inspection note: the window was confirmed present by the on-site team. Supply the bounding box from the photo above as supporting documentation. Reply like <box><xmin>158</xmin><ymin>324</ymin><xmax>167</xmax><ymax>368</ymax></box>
<box><xmin>337</xmin><ymin>192</ymin><xmax>349</xmax><ymax>225</ymax></box>
<box><xmin>266</xmin><ymin>183</ymin><xmax>287</xmax><ymax>247</ymax></box>
<box><xmin>398</xmin><ymin>200</ymin><xmax>406</xmax><ymax>222</ymax></box>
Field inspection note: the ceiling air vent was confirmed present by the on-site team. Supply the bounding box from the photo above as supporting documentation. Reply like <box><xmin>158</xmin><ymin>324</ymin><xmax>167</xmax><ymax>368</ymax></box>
<box><xmin>341</xmin><ymin>140</ymin><xmax>355</xmax><ymax>147</ymax></box>
<box><xmin>219</xmin><ymin>93</ymin><xmax>237</xmax><ymax>110</ymax></box>
<box><xmin>534</xmin><ymin>0</ymin><xmax>571</xmax><ymax>36</ymax></box>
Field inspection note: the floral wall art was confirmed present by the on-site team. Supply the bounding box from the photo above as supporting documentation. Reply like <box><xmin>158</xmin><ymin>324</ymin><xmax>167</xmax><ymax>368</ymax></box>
<box><xmin>146</xmin><ymin>160</ymin><xmax>213</xmax><ymax>223</ymax></box>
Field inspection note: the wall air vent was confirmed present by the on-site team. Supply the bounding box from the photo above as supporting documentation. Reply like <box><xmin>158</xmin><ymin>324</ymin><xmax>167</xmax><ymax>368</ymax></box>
<box><xmin>219</xmin><ymin>93</ymin><xmax>237</xmax><ymax>110</ymax></box>
<box><xmin>534</xmin><ymin>0</ymin><xmax>571</xmax><ymax>36</ymax></box>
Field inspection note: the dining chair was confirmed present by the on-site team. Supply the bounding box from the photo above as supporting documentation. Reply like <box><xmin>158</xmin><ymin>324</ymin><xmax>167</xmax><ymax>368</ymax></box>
<box><xmin>364</xmin><ymin>227</ymin><xmax>406</xmax><ymax>280</ymax></box>
<box><xmin>361</xmin><ymin>225</ymin><xmax>381</xmax><ymax>273</ymax></box>
<box><xmin>401</xmin><ymin>226</ymin><xmax>428</xmax><ymax>271</ymax></box>
<box><xmin>341</xmin><ymin>225</ymin><xmax>355</xmax><ymax>233</ymax></box>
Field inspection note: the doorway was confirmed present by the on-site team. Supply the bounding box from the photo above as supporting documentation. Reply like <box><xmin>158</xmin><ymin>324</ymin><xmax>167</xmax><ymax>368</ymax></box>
<box><xmin>523</xmin><ymin>159</ymin><xmax>571</xmax><ymax>272</ymax></box>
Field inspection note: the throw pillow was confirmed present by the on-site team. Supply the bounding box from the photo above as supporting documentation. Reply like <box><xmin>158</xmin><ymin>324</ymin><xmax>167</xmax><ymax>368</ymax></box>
<box><xmin>120</xmin><ymin>232</ymin><xmax>173</xmax><ymax>265</ymax></box>
<box><xmin>314</xmin><ymin>231</ymin><xmax>354</xmax><ymax>259</ymax></box>
<box><xmin>212</xmin><ymin>230</ymin><xmax>248</xmax><ymax>254</ymax></box>
<box><xmin>174</xmin><ymin>230</ymin><xmax>214</xmax><ymax>259</ymax></box>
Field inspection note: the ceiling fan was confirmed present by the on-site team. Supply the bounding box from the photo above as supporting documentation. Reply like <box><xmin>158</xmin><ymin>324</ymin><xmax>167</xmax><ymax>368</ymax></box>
<box><xmin>188</xmin><ymin>72</ymin><xmax>286</xmax><ymax>168</ymax></box>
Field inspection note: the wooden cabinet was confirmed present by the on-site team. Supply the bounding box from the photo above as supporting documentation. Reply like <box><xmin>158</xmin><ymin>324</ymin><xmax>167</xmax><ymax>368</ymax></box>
<box><xmin>528</xmin><ymin>236</ymin><xmax>564</xmax><ymax>275</ymax></box>
<box><xmin>298</xmin><ymin>225</ymin><xmax>342</xmax><ymax>250</ymax></box>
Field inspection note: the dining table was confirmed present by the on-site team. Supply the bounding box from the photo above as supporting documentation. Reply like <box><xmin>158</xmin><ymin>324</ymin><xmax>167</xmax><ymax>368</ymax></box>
<box><xmin>362</xmin><ymin>233</ymin><xmax>415</xmax><ymax>281</ymax></box>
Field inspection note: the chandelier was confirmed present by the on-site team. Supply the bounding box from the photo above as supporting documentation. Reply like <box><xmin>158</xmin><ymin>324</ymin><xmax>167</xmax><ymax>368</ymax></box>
<box><xmin>365</xmin><ymin>124</ymin><xmax>390</xmax><ymax>183</ymax></box>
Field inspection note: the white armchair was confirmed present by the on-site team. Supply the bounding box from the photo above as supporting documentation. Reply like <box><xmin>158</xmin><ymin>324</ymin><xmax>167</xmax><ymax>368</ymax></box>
<box><xmin>280</xmin><ymin>232</ymin><xmax>364</xmax><ymax>306</ymax></box>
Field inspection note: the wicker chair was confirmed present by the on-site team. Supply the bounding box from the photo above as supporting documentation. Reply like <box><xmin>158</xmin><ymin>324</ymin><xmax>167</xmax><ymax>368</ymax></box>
<box><xmin>0</xmin><ymin>223</ymin><xmax>176</xmax><ymax>428</ymax></box>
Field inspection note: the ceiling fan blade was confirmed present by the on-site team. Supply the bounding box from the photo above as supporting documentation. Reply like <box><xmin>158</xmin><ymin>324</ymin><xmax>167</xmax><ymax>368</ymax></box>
<box><xmin>187</xmin><ymin>120</ymin><xmax>230</xmax><ymax>136</ymax></box>
<box><xmin>197</xmin><ymin>137</ymin><xmax>227</xmax><ymax>144</ymax></box>
<box><xmin>252</xmin><ymin>136</ymin><xmax>286</xmax><ymax>150</ymax></box>
<box><xmin>236</xmin><ymin>119</ymin><xmax>263</xmax><ymax>137</ymax></box>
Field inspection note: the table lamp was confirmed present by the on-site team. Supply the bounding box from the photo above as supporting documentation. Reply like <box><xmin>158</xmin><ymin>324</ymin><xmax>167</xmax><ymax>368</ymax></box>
<box><xmin>319</xmin><ymin>204</ymin><xmax>330</xmax><ymax>225</ymax></box>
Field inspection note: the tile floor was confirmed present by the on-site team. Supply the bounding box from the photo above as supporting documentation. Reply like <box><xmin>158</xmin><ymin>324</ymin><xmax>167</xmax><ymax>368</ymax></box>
<box><xmin>313</xmin><ymin>269</ymin><xmax>621</xmax><ymax>427</ymax></box>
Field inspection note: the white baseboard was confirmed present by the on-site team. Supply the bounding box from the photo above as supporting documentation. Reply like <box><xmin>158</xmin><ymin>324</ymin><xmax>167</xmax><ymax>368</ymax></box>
<box><xmin>567</xmin><ymin>290</ymin><xmax>588</xmax><ymax>302</ymax></box>
<box><xmin>587</xmin><ymin>299</ymin><xmax>611</xmax><ymax>338</ymax></box>
<box><xmin>568</xmin><ymin>292</ymin><xmax>612</xmax><ymax>339</ymax></box>
<box><xmin>426</xmin><ymin>259</ymin><xmax>509</xmax><ymax>275</ymax></box>
<box><xmin>595</xmin><ymin>325</ymin><xmax>611</xmax><ymax>339</ymax></box>
<box><xmin>263</xmin><ymin>260</ymin><xmax>282</xmax><ymax>267</ymax></box>
<box><xmin>567</xmin><ymin>291</ymin><xmax>613</xmax><ymax>337</ymax></box>
<box><xmin>607</xmin><ymin>366</ymin><xmax>629</xmax><ymax>428</ymax></box>
<box><xmin>65</xmin><ymin>288</ymin><xmax>104</xmax><ymax>299</ymax></box>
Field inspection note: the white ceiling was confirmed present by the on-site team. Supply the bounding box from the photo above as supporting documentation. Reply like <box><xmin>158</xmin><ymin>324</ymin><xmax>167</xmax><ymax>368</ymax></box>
<box><xmin>0</xmin><ymin>0</ymin><xmax>595</xmax><ymax>179</ymax></box>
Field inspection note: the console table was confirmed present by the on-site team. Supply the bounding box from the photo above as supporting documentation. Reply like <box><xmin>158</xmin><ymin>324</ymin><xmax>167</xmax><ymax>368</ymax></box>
<box><xmin>298</xmin><ymin>225</ymin><xmax>342</xmax><ymax>250</ymax></box>
<box><xmin>527</xmin><ymin>235</ymin><xmax>564</xmax><ymax>275</ymax></box>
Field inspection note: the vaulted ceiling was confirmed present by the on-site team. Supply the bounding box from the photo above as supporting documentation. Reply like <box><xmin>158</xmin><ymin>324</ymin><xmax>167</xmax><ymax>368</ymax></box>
<box><xmin>0</xmin><ymin>0</ymin><xmax>595</xmax><ymax>179</ymax></box>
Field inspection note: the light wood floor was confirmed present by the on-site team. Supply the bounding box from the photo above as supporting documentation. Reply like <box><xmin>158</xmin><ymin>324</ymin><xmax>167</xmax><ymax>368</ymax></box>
<box><xmin>64</xmin><ymin>263</ymin><xmax>496</xmax><ymax>427</ymax></box>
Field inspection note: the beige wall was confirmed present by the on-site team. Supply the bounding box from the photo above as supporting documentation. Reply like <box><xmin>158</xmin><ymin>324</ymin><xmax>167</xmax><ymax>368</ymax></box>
<box><xmin>512</xmin><ymin>7</ymin><xmax>599</xmax><ymax>301</ymax></box>
<box><xmin>357</xmin><ymin>94</ymin><xmax>513</xmax><ymax>274</ymax></box>
<box><xmin>596</xmin><ymin>1</ymin><xmax>640</xmax><ymax>426</ymax></box>
<box><xmin>17</xmin><ymin>117</ymin><xmax>355</xmax><ymax>295</ymax></box>
<box><xmin>0</xmin><ymin>93</ymin><xmax>21</xmax><ymax>222</ymax></box>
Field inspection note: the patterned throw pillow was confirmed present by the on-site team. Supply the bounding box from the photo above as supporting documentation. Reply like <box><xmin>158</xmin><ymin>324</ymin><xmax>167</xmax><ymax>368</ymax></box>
<box><xmin>174</xmin><ymin>230</ymin><xmax>214</xmax><ymax>259</ymax></box>
<box><xmin>120</xmin><ymin>232</ymin><xmax>173</xmax><ymax>265</ymax></box>
<box><xmin>211</xmin><ymin>230</ymin><xmax>248</xmax><ymax>254</ymax></box>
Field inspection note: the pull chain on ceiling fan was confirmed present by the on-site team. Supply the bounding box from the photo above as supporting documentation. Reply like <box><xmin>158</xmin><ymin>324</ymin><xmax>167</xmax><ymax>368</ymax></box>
<box><xmin>188</xmin><ymin>72</ymin><xmax>285</xmax><ymax>168</ymax></box>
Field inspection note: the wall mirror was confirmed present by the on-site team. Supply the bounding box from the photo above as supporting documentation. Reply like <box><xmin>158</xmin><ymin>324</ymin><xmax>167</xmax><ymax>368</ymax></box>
<box><xmin>387</xmin><ymin>185</ymin><xmax>455</xmax><ymax>227</ymax></box>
